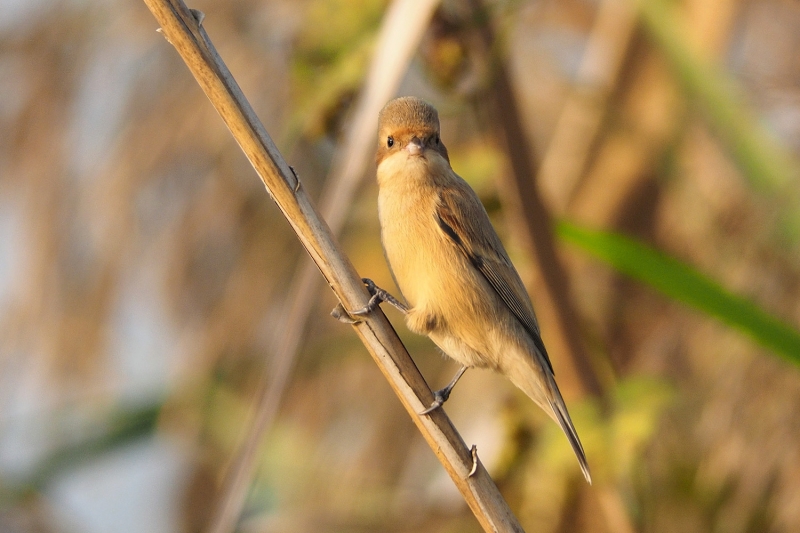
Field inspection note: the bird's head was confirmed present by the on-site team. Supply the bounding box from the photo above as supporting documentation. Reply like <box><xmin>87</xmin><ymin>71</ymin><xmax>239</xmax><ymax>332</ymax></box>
<box><xmin>376</xmin><ymin>96</ymin><xmax>450</xmax><ymax>167</ymax></box>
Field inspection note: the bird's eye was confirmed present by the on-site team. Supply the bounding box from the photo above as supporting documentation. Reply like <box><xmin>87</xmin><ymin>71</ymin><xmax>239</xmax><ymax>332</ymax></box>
<box><xmin>387</xmin><ymin>136</ymin><xmax>394</xmax><ymax>148</ymax></box>
<box><xmin>434</xmin><ymin>135</ymin><xmax>440</xmax><ymax>145</ymax></box>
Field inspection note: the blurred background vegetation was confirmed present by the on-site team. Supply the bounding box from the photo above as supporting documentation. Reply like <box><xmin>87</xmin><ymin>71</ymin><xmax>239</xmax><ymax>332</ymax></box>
<box><xmin>1</xmin><ymin>0</ymin><xmax>799</xmax><ymax>532</ymax></box>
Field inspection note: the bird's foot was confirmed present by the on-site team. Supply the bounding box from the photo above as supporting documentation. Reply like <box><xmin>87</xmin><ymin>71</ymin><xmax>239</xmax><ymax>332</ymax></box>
<box><xmin>331</xmin><ymin>278</ymin><xmax>407</xmax><ymax>324</ymax></box>
<box><xmin>419</xmin><ymin>365</ymin><xmax>468</xmax><ymax>415</ymax></box>
<box><xmin>351</xmin><ymin>278</ymin><xmax>408</xmax><ymax>316</ymax></box>
<box><xmin>419</xmin><ymin>386</ymin><xmax>453</xmax><ymax>415</ymax></box>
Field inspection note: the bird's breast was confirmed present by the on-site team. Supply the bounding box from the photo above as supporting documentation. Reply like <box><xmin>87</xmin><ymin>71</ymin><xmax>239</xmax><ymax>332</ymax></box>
<box><xmin>376</xmin><ymin>161</ymin><xmax>461</xmax><ymax>313</ymax></box>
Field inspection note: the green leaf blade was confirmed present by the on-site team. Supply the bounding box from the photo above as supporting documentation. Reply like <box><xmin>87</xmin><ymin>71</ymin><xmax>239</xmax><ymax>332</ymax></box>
<box><xmin>558</xmin><ymin>221</ymin><xmax>800</xmax><ymax>365</ymax></box>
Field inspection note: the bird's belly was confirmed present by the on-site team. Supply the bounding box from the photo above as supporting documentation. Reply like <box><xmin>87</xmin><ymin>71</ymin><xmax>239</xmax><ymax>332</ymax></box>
<box><xmin>428</xmin><ymin>327</ymin><xmax>504</xmax><ymax>370</ymax></box>
<box><xmin>379</xmin><ymin>193</ymin><xmax>449</xmax><ymax>307</ymax></box>
<box><xmin>385</xmin><ymin>230</ymin><xmax>451</xmax><ymax>309</ymax></box>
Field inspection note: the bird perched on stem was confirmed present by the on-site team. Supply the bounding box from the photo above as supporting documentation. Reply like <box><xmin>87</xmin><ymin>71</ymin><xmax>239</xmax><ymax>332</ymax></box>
<box><xmin>346</xmin><ymin>96</ymin><xmax>590</xmax><ymax>483</ymax></box>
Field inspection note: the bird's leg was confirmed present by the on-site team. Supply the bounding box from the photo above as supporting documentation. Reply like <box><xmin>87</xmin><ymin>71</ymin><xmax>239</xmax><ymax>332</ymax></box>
<box><xmin>331</xmin><ymin>278</ymin><xmax>408</xmax><ymax>324</ymax></box>
<box><xmin>420</xmin><ymin>365</ymin><xmax>468</xmax><ymax>415</ymax></box>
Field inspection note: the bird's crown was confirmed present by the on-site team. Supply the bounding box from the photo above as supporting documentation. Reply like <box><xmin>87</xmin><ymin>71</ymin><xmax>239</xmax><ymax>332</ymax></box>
<box><xmin>378</xmin><ymin>96</ymin><xmax>440</xmax><ymax>135</ymax></box>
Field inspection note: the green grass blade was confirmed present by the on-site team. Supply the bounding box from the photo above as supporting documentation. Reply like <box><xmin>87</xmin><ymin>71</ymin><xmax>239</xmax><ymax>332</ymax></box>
<box><xmin>557</xmin><ymin>221</ymin><xmax>800</xmax><ymax>365</ymax></box>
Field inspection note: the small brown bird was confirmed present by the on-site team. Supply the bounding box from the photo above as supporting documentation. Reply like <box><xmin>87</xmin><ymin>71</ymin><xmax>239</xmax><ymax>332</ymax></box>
<box><xmin>356</xmin><ymin>96</ymin><xmax>590</xmax><ymax>483</ymax></box>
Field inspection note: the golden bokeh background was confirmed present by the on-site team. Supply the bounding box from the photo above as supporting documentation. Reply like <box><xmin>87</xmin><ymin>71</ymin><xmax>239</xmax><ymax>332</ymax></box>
<box><xmin>1</xmin><ymin>0</ymin><xmax>799</xmax><ymax>532</ymax></box>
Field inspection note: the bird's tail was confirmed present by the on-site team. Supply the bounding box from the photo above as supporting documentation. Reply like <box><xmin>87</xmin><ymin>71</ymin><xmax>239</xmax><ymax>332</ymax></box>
<box><xmin>505</xmin><ymin>357</ymin><xmax>592</xmax><ymax>484</ymax></box>
<box><xmin>547</xmin><ymin>384</ymin><xmax>592</xmax><ymax>484</ymax></box>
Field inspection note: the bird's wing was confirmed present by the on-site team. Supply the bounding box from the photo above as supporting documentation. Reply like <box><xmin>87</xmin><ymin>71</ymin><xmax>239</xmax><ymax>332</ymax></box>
<box><xmin>436</xmin><ymin>182</ymin><xmax>554</xmax><ymax>374</ymax></box>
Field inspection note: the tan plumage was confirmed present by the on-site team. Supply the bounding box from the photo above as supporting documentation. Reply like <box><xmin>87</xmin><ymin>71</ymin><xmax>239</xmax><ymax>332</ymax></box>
<box><xmin>375</xmin><ymin>96</ymin><xmax>591</xmax><ymax>483</ymax></box>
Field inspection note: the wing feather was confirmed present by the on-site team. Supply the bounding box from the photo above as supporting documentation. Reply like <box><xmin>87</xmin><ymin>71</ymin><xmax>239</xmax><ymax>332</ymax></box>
<box><xmin>436</xmin><ymin>184</ymin><xmax>554</xmax><ymax>374</ymax></box>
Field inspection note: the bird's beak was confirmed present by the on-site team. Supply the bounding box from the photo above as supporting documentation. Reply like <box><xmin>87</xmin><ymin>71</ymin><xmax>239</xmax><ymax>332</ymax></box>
<box><xmin>406</xmin><ymin>136</ymin><xmax>424</xmax><ymax>156</ymax></box>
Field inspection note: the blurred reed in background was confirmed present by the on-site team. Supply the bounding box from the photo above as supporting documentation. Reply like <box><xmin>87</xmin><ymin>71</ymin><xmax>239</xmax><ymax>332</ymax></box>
<box><xmin>0</xmin><ymin>0</ymin><xmax>799</xmax><ymax>532</ymax></box>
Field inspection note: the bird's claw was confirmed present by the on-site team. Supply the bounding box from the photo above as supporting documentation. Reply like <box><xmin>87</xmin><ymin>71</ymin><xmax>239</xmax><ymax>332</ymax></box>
<box><xmin>331</xmin><ymin>303</ymin><xmax>361</xmax><ymax>324</ymax></box>
<box><xmin>331</xmin><ymin>279</ymin><xmax>407</xmax><ymax>324</ymax></box>
<box><xmin>349</xmin><ymin>292</ymin><xmax>382</xmax><ymax>317</ymax></box>
<box><xmin>419</xmin><ymin>387</ymin><xmax>451</xmax><ymax>415</ymax></box>
<box><xmin>351</xmin><ymin>278</ymin><xmax>408</xmax><ymax>315</ymax></box>
<box><xmin>419</xmin><ymin>365</ymin><xmax>467</xmax><ymax>415</ymax></box>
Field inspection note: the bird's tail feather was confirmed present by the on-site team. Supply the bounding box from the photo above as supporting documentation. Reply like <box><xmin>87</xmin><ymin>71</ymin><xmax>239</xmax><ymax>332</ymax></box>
<box><xmin>506</xmin><ymin>357</ymin><xmax>592</xmax><ymax>484</ymax></box>
<box><xmin>547</xmin><ymin>389</ymin><xmax>592</xmax><ymax>484</ymax></box>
